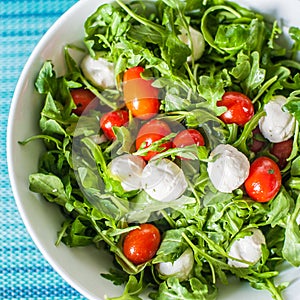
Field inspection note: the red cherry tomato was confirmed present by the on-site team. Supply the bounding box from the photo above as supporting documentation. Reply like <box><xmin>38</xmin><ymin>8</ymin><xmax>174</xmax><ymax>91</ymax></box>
<box><xmin>217</xmin><ymin>91</ymin><xmax>254</xmax><ymax>126</ymax></box>
<box><xmin>173</xmin><ymin>129</ymin><xmax>205</xmax><ymax>148</ymax></box>
<box><xmin>136</xmin><ymin>119</ymin><xmax>172</xmax><ymax>161</ymax></box>
<box><xmin>123</xmin><ymin>224</ymin><xmax>161</xmax><ymax>265</ymax></box>
<box><xmin>100</xmin><ymin>110</ymin><xmax>129</xmax><ymax>140</ymax></box>
<box><xmin>244</xmin><ymin>156</ymin><xmax>282</xmax><ymax>203</ymax></box>
<box><xmin>270</xmin><ymin>139</ymin><xmax>293</xmax><ymax>169</ymax></box>
<box><xmin>123</xmin><ymin>66</ymin><xmax>160</xmax><ymax>120</ymax></box>
<box><xmin>70</xmin><ymin>88</ymin><xmax>97</xmax><ymax>116</ymax></box>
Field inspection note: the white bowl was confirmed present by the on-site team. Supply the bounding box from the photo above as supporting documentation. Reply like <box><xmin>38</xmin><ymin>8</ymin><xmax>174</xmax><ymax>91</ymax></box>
<box><xmin>7</xmin><ymin>0</ymin><xmax>300</xmax><ymax>299</ymax></box>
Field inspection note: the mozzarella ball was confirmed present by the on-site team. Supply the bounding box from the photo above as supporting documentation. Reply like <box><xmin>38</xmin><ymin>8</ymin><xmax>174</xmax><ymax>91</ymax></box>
<box><xmin>81</xmin><ymin>55</ymin><xmax>115</xmax><ymax>89</ymax></box>
<box><xmin>141</xmin><ymin>158</ymin><xmax>188</xmax><ymax>202</ymax></box>
<box><xmin>157</xmin><ymin>248</ymin><xmax>194</xmax><ymax>281</ymax></box>
<box><xmin>178</xmin><ymin>26</ymin><xmax>205</xmax><ymax>62</ymax></box>
<box><xmin>108</xmin><ymin>154</ymin><xmax>146</xmax><ymax>191</ymax></box>
<box><xmin>259</xmin><ymin>95</ymin><xmax>296</xmax><ymax>143</ymax></box>
<box><xmin>207</xmin><ymin>144</ymin><xmax>250</xmax><ymax>193</ymax></box>
<box><xmin>228</xmin><ymin>228</ymin><xmax>266</xmax><ymax>268</ymax></box>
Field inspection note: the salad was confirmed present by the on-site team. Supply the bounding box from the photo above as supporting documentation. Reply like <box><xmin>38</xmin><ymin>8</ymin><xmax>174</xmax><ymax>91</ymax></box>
<box><xmin>21</xmin><ymin>0</ymin><xmax>300</xmax><ymax>299</ymax></box>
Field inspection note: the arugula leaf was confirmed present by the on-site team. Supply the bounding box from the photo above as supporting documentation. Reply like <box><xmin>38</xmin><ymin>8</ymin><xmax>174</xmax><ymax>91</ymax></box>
<box><xmin>241</xmin><ymin>51</ymin><xmax>266</xmax><ymax>97</ymax></box>
<box><xmin>282</xmin><ymin>194</ymin><xmax>300</xmax><ymax>267</ymax></box>
<box><xmin>101</xmin><ymin>268</ymin><xmax>130</xmax><ymax>286</ymax></box>
<box><xmin>154</xmin><ymin>277</ymin><xmax>216</xmax><ymax>300</ymax></box>
<box><xmin>266</xmin><ymin>188</ymin><xmax>295</xmax><ymax>228</ymax></box>
<box><xmin>289</xmin><ymin>27</ymin><xmax>300</xmax><ymax>60</ymax></box>
<box><xmin>105</xmin><ymin>274</ymin><xmax>145</xmax><ymax>300</ymax></box>
<box><xmin>29</xmin><ymin>173</ymin><xmax>69</xmax><ymax>206</ymax></box>
<box><xmin>153</xmin><ymin>228</ymin><xmax>189</xmax><ymax>264</ymax></box>
<box><xmin>285</xmin><ymin>90</ymin><xmax>300</xmax><ymax>122</ymax></box>
<box><xmin>62</xmin><ymin>217</ymin><xmax>95</xmax><ymax>247</ymax></box>
<box><xmin>35</xmin><ymin>61</ymin><xmax>58</xmax><ymax>95</ymax></box>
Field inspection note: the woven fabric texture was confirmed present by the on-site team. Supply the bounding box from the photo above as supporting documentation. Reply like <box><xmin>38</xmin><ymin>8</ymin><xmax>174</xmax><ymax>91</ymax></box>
<box><xmin>1</xmin><ymin>0</ymin><xmax>87</xmax><ymax>299</ymax></box>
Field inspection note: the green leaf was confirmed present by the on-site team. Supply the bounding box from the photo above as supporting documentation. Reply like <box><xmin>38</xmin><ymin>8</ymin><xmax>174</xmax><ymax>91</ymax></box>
<box><xmin>101</xmin><ymin>268</ymin><xmax>129</xmax><ymax>286</ymax></box>
<box><xmin>153</xmin><ymin>228</ymin><xmax>189</xmax><ymax>263</ymax></box>
<box><xmin>29</xmin><ymin>173</ymin><xmax>68</xmax><ymax>206</ymax></box>
<box><xmin>291</xmin><ymin>156</ymin><xmax>300</xmax><ymax>176</ymax></box>
<box><xmin>197</xmin><ymin>75</ymin><xmax>226</xmax><ymax>114</ymax></box>
<box><xmin>215</xmin><ymin>24</ymin><xmax>249</xmax><ymax>53</ymax></box>
<box><xmin>40</xmin><ymin>117</ymin><xmax>67</xmax><ymax>136</ymax></box>
<box><xmin>106</xmin><ymin>274</ymin><xmax>145</xmax><ymax>300</ymax></box>
<box><xmin>63</xmin><ymin>217</ymin><xmax>94</xmax><ymax>247</ymax></box>
<box><xmin>35</xmin><ymin>61</ymin><xmax>57</xmax><ymax>94</ymax></box>
<box><xmin>155</xmin><ymin>277</ymin><xmax>216</xmax><ymax>300</ymax></box>
<box><xmin>266</xmin><ymin>188</ymin><xmax>294</xmax><ymax>227</ymax></box>
<box><xmin>282</xmin><ymin>194</ymin><xmax>300</xmax><ymax>267</ymax></box>
<box><xmin>230</xmin><ymin>51</ymin><xmax>251</xmax><ymax>81</ymax></box>
<box><xmin>289</xmin><ymin>26</ymin><xmax>300</xmax><ymax>60</ymax></box>
<box><xmin>285</xmin><ymin>91</ymin><xmax>300</xmax><ymax>122</ymax></box>
<box><xmin>241</xmin><ymin>51</ymin><xmax>265</xmax><ymax>96</ymax></box>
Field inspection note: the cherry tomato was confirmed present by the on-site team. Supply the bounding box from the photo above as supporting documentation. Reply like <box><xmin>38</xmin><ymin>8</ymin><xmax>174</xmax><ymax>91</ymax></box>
<box><xmin>270</xmin><ymin>139</ymin><xmax>293</xmax><ymax>169</ymax></box>
<box><xmin>100</xmin><ymin>110</ymin><xmax>129</xmax><ymax>140</ymax></box>
<box><xmin>123</xmin><ymin>66</ymin><xmax>160</xmax><ymax>120</ymax></box>
<box><xmin>123</xmin><ymin>224</ymin><xmax>161</xmax><ymax>265</ymax></box>
<box><xmin>70</xmin><ymin>88</ymin><xmax>97</xmax><ymax>116</ymax></box>
<box><xmin>217</xmin><ymin>91</ymin><xmax>254</xmax><ymax>126</ymax></box>
<box><xmin>244</xmin><ymin>156</ymin><xmax>282</xmax><ymax>203</ymax></box>
<box><xmin>173</xmin><ymin>129</ymin><xmax>205</xmax><ymax>148</ymax></box>
<box><xmin>136</xmin><ymin>119</ymin><xmax>172</xmax><ymax>161</ymax></box>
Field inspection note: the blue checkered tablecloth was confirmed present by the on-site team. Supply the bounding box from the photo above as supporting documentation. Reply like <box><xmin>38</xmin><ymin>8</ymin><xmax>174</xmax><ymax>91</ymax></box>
<box><xmin>1</xmin><ymin>0</ymin><xmax>87</xmax><ymax>299</ymax></box>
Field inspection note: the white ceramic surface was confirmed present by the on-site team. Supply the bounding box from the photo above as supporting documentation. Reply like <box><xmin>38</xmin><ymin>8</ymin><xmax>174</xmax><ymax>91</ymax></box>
<box><xmin>7</xmin><ymin>0</ymin><xmax>300</xmax><ymax>299</ymax></box>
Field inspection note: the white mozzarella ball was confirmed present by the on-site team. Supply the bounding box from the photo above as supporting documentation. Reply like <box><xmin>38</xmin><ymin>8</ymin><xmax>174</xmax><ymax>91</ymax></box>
<box><xmin>259</xmin><ymin>95</ymin><xmax>296</xmax><ymax>143</ymax></box>
<box><xmin>81</xmin><ymin>55</ymin><xmax>115</xmax><ymax>89</ymax></box>
<box><xmin>157</xmin><ymin>248</ymin><xmax>194</xmax><ymax>281</ymax></box>
<box><xmin>108</xmin><ymin>154</ymin><xmax>146</xmax><ymax>191</ymax></box>
<box><xmin>141</xmin><ymin>158</ymin><xmax>188</xmax><ymax>202</ymax></box>
<box><xmin>207</xmin><ymin>144</ymin><xmax>250</xmax><ymax>193</ymax></box>
<box><xmin>178</xmin><ymin>26</ymin><xmax>205</xmax><ymax>62</ymax></box>
<box><xmin>228</xmin><ymin>228</ymin><xmax>266</xmax><ymax>268</ymax></box>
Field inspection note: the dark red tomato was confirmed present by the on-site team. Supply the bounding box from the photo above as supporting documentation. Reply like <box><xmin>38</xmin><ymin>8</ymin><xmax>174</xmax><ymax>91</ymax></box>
<box><xmin>249</xmin><ymin>127</ymin><xmax>266</xmax><ymax>153</ymax></box>
<box><xmin>123</xmin><ymin>66</ymin><xmax>160</xmax><ymax>120</ymax></box>
<box><xmin>270</xmin><ymin>139</ymin><xmax>293</xmax><ymax>169</ymax></box>
<box><xmin>100</xmin><ymin>110</ymin><xmax>129</xmax><ymax>140</ymax></box>
<box><xmin>173</xmin><ymin>129</ymin><xmax>205</xmax><ymax>148</ymax></box>
<box><xmin>123</xmin><ymin>224</ymin><xmax>161</xmax><ymax>265</ymax></box>
<box><xmin>71</xmin><ymin>88</ymin><xmax>97</xmax><ymax>116</ymax></box>
<box><xmin>217</xmin><ymin>91</ymin><xmax>254</xmax><ymax>126</ymax></box>
<box><xmin>244</xmin><ymin>156</ymin><xmax>282</xmax><ymax>203</ymax></box>
<box><xmin>135</xmin><ymin>119</ymin><xmax>172</xmax><ymax>161</ymax></box>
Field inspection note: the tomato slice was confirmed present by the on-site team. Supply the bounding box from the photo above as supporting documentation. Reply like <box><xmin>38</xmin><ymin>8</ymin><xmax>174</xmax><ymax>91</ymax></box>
<box><xmin>244</xmin><ymin>156</ymin><xmax>282</xmax><ymax>203</ymax></box>
<box><xmin>217</xmin><ymin>91</ymin><xmax>254</xmax><ymax>126</ymax></box>
<box><xmin>123</xmin><ymin>66</ymin><xmax>160</xmax><ymax>120</ymax></box>
<box><xmin>135</xmin><ymin>119</ymin><xmax>172</xmax><ymax>161</ymax></box>
<box><xmin>71</xmin><ymin>88</ymin><xmax>97</xmax><ymax>115</ymax></box>
<box><xmin>123</xmin><ymin>224</ymin><xmax>161</xmax><ymax>265</ymax></box>
<box><xmin>100</xmin><ymin>110</ymin><xmax>129</xmax><ymax>140</ymax></box>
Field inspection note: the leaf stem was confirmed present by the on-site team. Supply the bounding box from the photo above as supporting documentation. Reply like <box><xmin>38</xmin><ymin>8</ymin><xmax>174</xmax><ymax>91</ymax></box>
<box><xmin>91</xmin><ymin>218</ymin><xmax>139</xmax><ymax>274</ymax></box>
<box><xmin>160</xmin><ymin>209</ymin><xmax>176</xmax><ymax>228</ymax></box>
<box><xmin>115</xmin><ymin>0</ymin><xmax>165</xmax><ymax>35</ymax></box>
